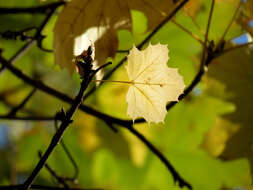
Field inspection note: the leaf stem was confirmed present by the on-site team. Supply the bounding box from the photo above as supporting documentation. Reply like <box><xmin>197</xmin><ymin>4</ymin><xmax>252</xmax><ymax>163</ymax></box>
<box><xmin>91</xmin><ymin>79</ymin><xmax>176</xmax><ymax>86</ymax></box>
<box><xmin>200</xmin><ymin>0</ymin><xmax>215</xmax><ymax>68</ymax></box>
<box><xmin>218</xmin><ymin>41</ymin><xmax>253</xmax><ymax>57</ymax></box>
<box><xmin>217</xmin><ymin>0</ymin><xmax>242</xmax><ymax>48</ymax></box>
<box><xmin>92</xmin><ymin>79</ymin><xmax>132</xmax><ymax>84</ymax></box>
<box><xmin>184</xmin><ymin>9</ymin><xmax>206</xmax><ymax>38</ymax></box>
<box><xmin>171</xmin><ymin>20</ymin><xmax>205</xmax><ymax>46</ymax></box>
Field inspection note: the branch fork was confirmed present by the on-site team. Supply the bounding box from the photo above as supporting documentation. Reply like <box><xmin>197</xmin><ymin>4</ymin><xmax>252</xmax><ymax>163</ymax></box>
<box><xmin>20</xmin><ymin>49</ymin><xmax>110</xmax><ymax>190</ymax></box>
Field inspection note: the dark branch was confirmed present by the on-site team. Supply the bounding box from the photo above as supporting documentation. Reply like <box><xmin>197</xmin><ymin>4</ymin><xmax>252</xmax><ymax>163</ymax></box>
<box><xmin>0</xmin><ymin>2</ymin><xmax>65</xmax><ymax>15</ymax></box>
<box><xmin>0</xmin><ymin>27</ymin><xmax>36</xmax><ymax>41</ymax></box>
<box><xmin>21</xmin><ymin>59</ymin><xmax>106</xmax><ymax>190</ymax></box>
<box><xmin>35</xmin><ymin>7</ymin><xmax>59</xmax><ymax>53</ymax></box>
<box><xmin>0</xmin><ymin>184</ymin><xmax>101</xmax><ymax>190</ymax></box>
<box><xmin>0</xmin><ymin>115</ymin><xmax>57</xmax><ymax>121</ymax></box>
<box><xmin>0</xmin><ymin>3</ymin><xmax>60</xmax><ymax>75</ymax></box>
<box><xmin>0</xmin><ymin>56</ymin><xmax>131</xmax><ymax>126</ymax></box>
<box><xmin>0</xmin><ymin>40</ymin><xmax>35</xmax><ymax>75</ymax></box>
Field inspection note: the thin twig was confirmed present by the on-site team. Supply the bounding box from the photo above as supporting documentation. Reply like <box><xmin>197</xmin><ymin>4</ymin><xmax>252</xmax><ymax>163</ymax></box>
<box><xmin>0</xmin><ymin>27</ymin><xmax>37</xmax><ymax>41</ymax></box>
<box><xmin>21</xmin><ymin>81</ymin><xmax>88</xmax><ymax>190</ymax></box>
<box><xmin>35</xmin><ymin>8</ymin><xmax>58</xmax><ymax>53</ymax></box>
<box><xmin>171</xmin><ymin>20</ymin><xmax>204</xmax><ymax>45</ymax></box>
<box><xmin>137</xmin><ymin>0</ymin><xmax>189</xmax><ymax>49</ymax></box>
<box><xmin>0</xmin><ymin>96</ymin><xmax>37</xmax><ymax>116</ymax></box>
<box><xmin>184</xmin><ymin>9</ymin><xmax>206</xmax><ymax>38</ymax></box>
<box><xmin>217</xmin><ymin>0</ymin><xmax>242</xmax><ymax>48</ymax></box>
<box><xmin>0</xmin><ymin>184</ymin><xmax>101</xmax><ymax>190</ymax></box>
<box><xmin>218</xmin><ymin>41</ymin><xmax>253</xmax><ymax>56</ymax></box>
<box><xmin>8</xmin><ymin>88</ymin><xmax>36</xmax><ymax>116</ymax></box>
<box><xmin>0</xmin><ymin>2</ymin><xmax>65</xmax><ymax>15</ymax></box>
<box><xmin>0</xmin><ymin>3</ymin><xmax>61</xmax><ymax>75</ymax></box>
<box><xmin>200</xmin><ymin>0</ymin><xmax>215</xmax><ymax>69</ymax></box>
<box><xmin>54</xmin><ymin>119</ymin><xmax>79</xmax><ymax>182</ymax></box>
<box><xmin>0</xmin><ymin>40</ymin><xmax>36</xmax><ymax>75</ymax></box>
<box><xmin>58</xmin><ymin>141</ymin><xmax>79</xmax><ymax>182</ymax></box>
<box><xmin>116</xmin><ymin>17</ymin><xmax>206</xmax><ymax>51</ymax></box>
<box><xmin>38</xmin><ymin>151</ymin><xmax>69</xmax><ymax>188</ymax></box>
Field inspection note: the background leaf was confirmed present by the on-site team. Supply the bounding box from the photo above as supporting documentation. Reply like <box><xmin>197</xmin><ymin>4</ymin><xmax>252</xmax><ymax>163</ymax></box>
<box><xmin>53</xmin><ymin>0</ymin><xmax>178</xmax><ymax>73</ymax></box>
<box><xmin>204</xmin><ymin>45</ymin><xmax>253</xmax><ymax>180</ymax></box>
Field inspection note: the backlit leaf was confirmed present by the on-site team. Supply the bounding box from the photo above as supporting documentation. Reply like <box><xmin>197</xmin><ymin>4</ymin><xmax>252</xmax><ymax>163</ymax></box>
<box><xmin>126</xmin><ymin>43</ymin><xmax>185</xmax><ymax>124</ymax></box>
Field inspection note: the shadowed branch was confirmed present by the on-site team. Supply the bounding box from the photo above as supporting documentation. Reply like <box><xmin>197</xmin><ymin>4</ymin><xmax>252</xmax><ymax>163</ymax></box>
<box><xmin>0</xmin><ymin>2</ymin><xmax>65</xmax><ymax>15</ymax></box>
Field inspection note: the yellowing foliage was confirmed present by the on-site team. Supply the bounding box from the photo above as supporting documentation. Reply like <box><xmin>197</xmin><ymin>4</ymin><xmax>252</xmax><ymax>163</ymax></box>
<box><xmin>126</xmin><ymin>43</ymin><xmax>185</xmax><ymax>124</ymax></box>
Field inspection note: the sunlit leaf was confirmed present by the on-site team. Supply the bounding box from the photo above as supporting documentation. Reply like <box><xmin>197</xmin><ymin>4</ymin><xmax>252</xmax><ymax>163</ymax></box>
<box><xmin>126</xmin><ymin>43</ymin><xmax>185</xmax><ymax>124</ymax></box>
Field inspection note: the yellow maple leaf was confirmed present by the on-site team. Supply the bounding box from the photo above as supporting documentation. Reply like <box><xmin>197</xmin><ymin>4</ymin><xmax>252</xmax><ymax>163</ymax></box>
<box><xmin>126</xmin><ymin>43</ymin><xmax>185</xmax><ymax>124</ymax></box>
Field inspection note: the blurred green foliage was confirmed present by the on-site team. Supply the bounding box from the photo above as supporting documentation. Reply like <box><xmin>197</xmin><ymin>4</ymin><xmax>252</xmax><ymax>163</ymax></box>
<box><xmin>0</xmin><ymin>0</ymin><xmax>252</xmax><ymax>190</ymax></box>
